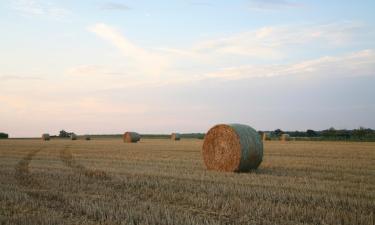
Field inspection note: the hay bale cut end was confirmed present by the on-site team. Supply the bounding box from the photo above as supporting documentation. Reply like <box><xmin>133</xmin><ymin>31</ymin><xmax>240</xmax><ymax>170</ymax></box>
<box><xmin>171</xmin><ymin>133</ymin><xmax>181</xmax><ymax>141</ymax></box>
<box><xmin>42</xmin><ymin>133</ymin><xmax>50</xmax><ymax>141</ymax></box>
<box><xmin>202</xmin><ymin>124</ymin><xmax>263</xmax><ymax>172</ymax></box>
<box><xmin>123</xmin><ymin>132</ymin><xmax>141</xmax><ymax>143</ymax></box>
<box><xmin>280</xmin><ymin>134</ymin><xmax>290</xmax><ymax>142</ymax></box>
<box><xmin>71</xmin><ymin>133</ymin><xmax>77</xmax><ymax>140</ymax></box>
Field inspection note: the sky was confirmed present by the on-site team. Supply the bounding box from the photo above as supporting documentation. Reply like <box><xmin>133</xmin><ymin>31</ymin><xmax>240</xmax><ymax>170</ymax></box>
<box><xmin>1</xmin><ymin>0</ymin><xmax>375</xmax><ymax>137</ymax></box>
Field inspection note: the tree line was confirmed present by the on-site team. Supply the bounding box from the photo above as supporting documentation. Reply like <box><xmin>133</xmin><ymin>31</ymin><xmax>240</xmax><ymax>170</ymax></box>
<box><xmin>1</xmin><ymin>127</ymin><xmax>374</xmax><ymax>141</ymax></box>
<box><xmin>262</xmin><ymin>127</ymin><xmax>375</xmax><ymax>141</ymax></box>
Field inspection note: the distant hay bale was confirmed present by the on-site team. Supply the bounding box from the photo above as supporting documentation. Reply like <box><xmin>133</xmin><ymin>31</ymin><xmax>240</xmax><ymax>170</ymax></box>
<box><xmin>280</xmin><ymin>134</ymin><xmax>290</xmax><ymax>142</ymax></box>
<box><xmin>85</xmin><ymin>136</ymin><xmax>91</xmax><ymax>141</ymax></box>
<box><xmin>42</xmin><ymin>133</ymin><xmax>50</xmax><ymax>141</ymax></box>
<box><xmin>171</xmin><ymin>133</ymin><xmax>181</xmax><ymax>141</ymax></box>
<box><xmin>123</xmin><ymin>132</ymin><xmax>141</xmax><ymax>143</ymax></box>
<box><xmin>202</xmin><ymin>124</ymin><xmax>263</xmax><ymax>172</ymax></box>
<box><xmin>262</xmin><ymin>132</ymin><xmax>271</xmax><ymax>141</ymax></box>
<box><xmin>71</xmin><ymin>133</ymin><xmax>77</xmax><ymax>140</ymax></box>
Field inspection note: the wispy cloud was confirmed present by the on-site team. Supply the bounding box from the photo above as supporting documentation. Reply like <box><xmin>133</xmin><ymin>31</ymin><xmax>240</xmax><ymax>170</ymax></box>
<box><xmin>203</xmin><ymin>49</ymin><xmax>375</xmax><ymax>80</ymax></box>
<box><xmin>186</xmin><ymin>1</ymin><xmax>214</xmax><ymax>7</ymax></box>
<box><xmin>193</xmin><ymin>22</ymin><xmax>362</xmax><ymax>60</ymax></box>
<box><xmin>100</xmin><ymin>2</ymin><xmax>130</xmax><ymax>11</ymax></box>
<box><xmin>248</xmin><ymin>0</ymin><xmax>303</xmax><ymax>11</ymax></box>
<box><xmin>10</xmin><ymin>0</ymin><xmax>69</xmax><ymax>19</ymax></box>
<box><xmin>62</xmin><ymin>49</ymin><xmax>375</xmax><ymax>91</ymax></box>
<box><xmin>88</xmin><ymin>23</ymin><xmax>169</xmax><ymax>77</ymax></box>
<box><xmin>0</xmin><ymin>75</ymin><xmax>43</xmax><ymax>81</ymax></box>
<box><xmin>83</xmin><ymin>22</ymin><xmax>372</xmax><ymax>87</ymax></box>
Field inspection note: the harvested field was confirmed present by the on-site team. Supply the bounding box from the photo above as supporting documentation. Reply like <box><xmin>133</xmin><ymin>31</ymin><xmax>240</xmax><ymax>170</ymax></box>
<box><xmin>0</xmin><ymin>139</ymin><xmax>374</xmax><ymax>225</ymax></box>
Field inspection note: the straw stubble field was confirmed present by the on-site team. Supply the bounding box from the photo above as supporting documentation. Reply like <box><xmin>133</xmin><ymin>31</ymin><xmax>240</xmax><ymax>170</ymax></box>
<box><xmin>0</xmin><ymin>139</ymin><xmax>374</xmax><ymax>225</ymax></box>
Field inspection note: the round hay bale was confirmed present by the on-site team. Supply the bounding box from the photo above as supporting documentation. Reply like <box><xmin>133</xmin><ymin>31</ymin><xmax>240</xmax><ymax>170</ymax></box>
<box><xmin>262</xmin><ymin>132</ymin><xmax>271</xmax><ymax>141</ymax></box>
<box><xmin>42</xmin><ymin>133</ymin><xmax>50</xmax><ymax>141</ymax></box>
<box><xmin>280</xmin><ymin>134</ymin><xmax>290</xmax><ymax>142</ymax></box>
<box><xmin>171</xmin><ymin>133</ymin><xmax>181</xmax><ymax>141</ymax></box>
<box><xmin>202</xmin><ymin>124</ymin><xmax>263</xmax><ymax>172</ymax></box>
<box><xmin>123</xmin><ymin>132</ymin><xmax>141</xmax><ymax>143</ymax></box>
<box><xmin>71</xmin><ymin>133</ymin><xmax>77</xmax><ymax>140</ymax></box>
<box><xmin>85</xmin><ymin>136</ymin><xmax>91</xmax><ymax>141</ymax></box>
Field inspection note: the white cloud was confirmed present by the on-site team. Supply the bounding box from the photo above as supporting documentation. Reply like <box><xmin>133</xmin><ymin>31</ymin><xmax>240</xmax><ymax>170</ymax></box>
<box><xmin>88</xmin><ymin>23</ymin><xmax>169</xmax><ymax>77</ymax></box>
<box><xmin>193</xmin><ymin>22</ymin><xmax>362</xmax><ymax>59</ymax></box>
<box><xmin>10</xmin><ymin>0</ymin><xmax>69</xmax><ymax>19</ymax></box>
<box><xmin>203</xmin><ymin>49</ymin><xmax>375</xmax><ymax>80</ymax></box>
<box><xmin>65</xmin><ymin>49</ymin><xmax>375</xmax><ymax>89</ymax></box>
<box><xmin>0</xmin><ymin>75</ymin><xmax>42</xmax><ymax>81</ymax></box>
<box><xmin>66</xmin><ymin>65</ymin><xmax>120</xmax><ymax>77</ymax></box>
<box><xmin>100</xmin><ymin>2</ymin><xmax>130</xmax><ymax>11</ymax></box>
<box><xmin>248</xmin><ymin>0</ymin><xmax>303</xmax><ymax>11</ymax></box>
<box><xmin>84</xmin><ymin>22</ymin><xmax>365</xmax><ymax>87</ymax></box>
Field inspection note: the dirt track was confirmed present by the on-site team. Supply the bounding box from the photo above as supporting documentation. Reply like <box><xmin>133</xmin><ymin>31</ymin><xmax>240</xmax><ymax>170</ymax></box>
<box><xmin>14</xmin><ymin>148</ymin><xmax>43</xmax><ymax>188</ymax></box>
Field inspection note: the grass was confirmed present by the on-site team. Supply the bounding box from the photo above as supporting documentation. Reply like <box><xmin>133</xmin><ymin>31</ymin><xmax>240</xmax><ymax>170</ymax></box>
<box><xmin>0</xmin><ymin>138</ymin><xmax>374</xmax><ymax>225</ymax></box>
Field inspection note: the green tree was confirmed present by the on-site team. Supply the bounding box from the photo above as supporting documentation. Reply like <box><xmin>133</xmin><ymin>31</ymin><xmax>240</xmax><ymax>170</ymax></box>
<box><xmin>322</xmin><ymin>127</ymin><xmax>336</xmax><ymax>138</ymax></box>
<box><xmin>273</xmin><ymin>129</ymin><xmax>283</xmax><ymax>137</ymax></box>
<box><xmin>352</xmin><ymin>127</ymin><xmax>371</xmax><ymax>140</ymax></box>
<box><xmin>0</xmin><ymin>132</ymin><xmax>9</xmax><ymax>139</ymax></box>
<box><xmin>306</xmin><ymin>129</ymin><xmax>317</xmax><ymax>137</ymax></box>
<box><xmin>59</xmin><ymin>130</ymin><xmax>70</xmax><ymax>138</ymax></box>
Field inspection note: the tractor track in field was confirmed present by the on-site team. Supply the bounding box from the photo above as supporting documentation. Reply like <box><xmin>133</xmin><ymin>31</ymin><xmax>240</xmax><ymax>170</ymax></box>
<box><xmin>13</xmin><ymin>145</ymin><xmax>104</xmax><ymax>223</ymax></box>
<box><xmin>14</xmin><ymin>147</ymin><xmax>44</xmax><ymax>188</ymax></box>
<box><xmin>14</xmin><ymin>145</ymin><xmax>243</xmax><ymax>223</ymax></box>
<box><xmin>59</xmin><ymin>145</ymin><xmax>111</xmax><ymax>180</ymax></box>
<box><xmin>58</xmin><ymin>146</ymin><xmax>238</xmax><ymax>223</ymax></box>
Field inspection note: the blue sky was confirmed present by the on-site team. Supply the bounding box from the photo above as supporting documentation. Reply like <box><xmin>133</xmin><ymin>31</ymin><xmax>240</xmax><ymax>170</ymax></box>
<box><xmin>1</xmin><ymin>0</ymin><xmax>375</xmax><ymax>137</ymax></box>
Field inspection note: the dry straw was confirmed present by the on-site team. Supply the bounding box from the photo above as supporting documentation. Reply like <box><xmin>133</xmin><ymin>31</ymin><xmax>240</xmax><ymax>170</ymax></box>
<box><xmin>202</xmin><ymin>124</ymin><xmax>263</xmax><ymax>172</ymax></box>
<box><xmin>123</xmin><ymin>132</ymin><xmax>141</xmax><ymax>143</ymax></box>
<box><xmin>71</xmin><ymin>133</ymin><xmax>77</xmax><ymax>141</ymax></box>
<box><xmin>171</xmin><ymin>133</ymin><xmax>181</xmax><ymax>141</ymax></box>
<box><xmin>42</xmin><ymin>133</ymin><xmax>50</xmax><ymax>141</ymax></box>
<box><xmin>280</xmin><ymin>134</ymin><xmax>290</xmax><ymax>142</ymax></box>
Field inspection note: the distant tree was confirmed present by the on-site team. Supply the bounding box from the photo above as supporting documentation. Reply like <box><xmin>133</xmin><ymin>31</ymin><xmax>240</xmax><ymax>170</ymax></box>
<box><xmin>322</xmin><ymin>127</ymin><xmax>336</xmax><ymax>138</ymax></box>
<box><xmin>197</xmin><ymin>134</ymin><xmax>205</xmax><ymax>139</ymax></box>
<box><xmin>273</xmin><ymin>129</ymin><xmax>283</xmax><ymax>137</ymax></box>
<box><xmin>306</xmin><ymin>129</ymin><xmax>317</xmax><ymax>137</ymax></box>
<box><xmin>0</xmin><ymin>132</ymin><xmax>9</xmax><ymax>139</ymax></box>
<box><xmin>59</xmin><ymin>130</ymin><xmax>70</xmax><ymax>138</ymax></box>
<box><xmin>352</xmin><ymin>127</ymin><xmax>373</xmax><ymax>139</ymax></box>
<box><xmin>291</xmin><ymin>131</ymin><xmax>307</xmax><ymax>137</ymax></box>
<box><xmin>336</xmin><ymin>129</ymin><xmax>351</xmax><ymax>139</ymax></box>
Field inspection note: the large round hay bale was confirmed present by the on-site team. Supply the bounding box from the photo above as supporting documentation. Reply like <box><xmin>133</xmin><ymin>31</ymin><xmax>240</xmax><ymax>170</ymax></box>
<box><xmin>123</xmin><ymin>132</ymin><xmax>141</xmax><ymax>143</ymax></box>
<box><xmin>71</xmin><ymin>133</ymin><xmax>77</xmax><ymax>140</ymax></box>
<box><xmin>171</xmin><ymin>133</ymin><xmax>181</xmax><ymax>141</ymax></box>
<box><xmin>42</xmin><ymin>133</ymin><xmax>50</xmax><ymax>141</ymax></box>
<box><xmin>202</xmin><ymin>124</ymin><xmax>263</xmax><ymax>172</ymax></box>
<box><xmin>280</xmin><ymin>134</ymin><xmax>290</xmax><ymax>142</ymax></box>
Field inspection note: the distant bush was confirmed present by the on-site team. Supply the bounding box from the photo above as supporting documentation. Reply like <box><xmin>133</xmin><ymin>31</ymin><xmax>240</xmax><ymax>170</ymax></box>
<box><xmin>59</xmin><ymin>130</ymin><xmax>74</xmax><ymax>138</ymax></box>
<box><xmin>0</xmin><ymin>132</ymin><xmax>9</xmax><ymax>139</ymax></box>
